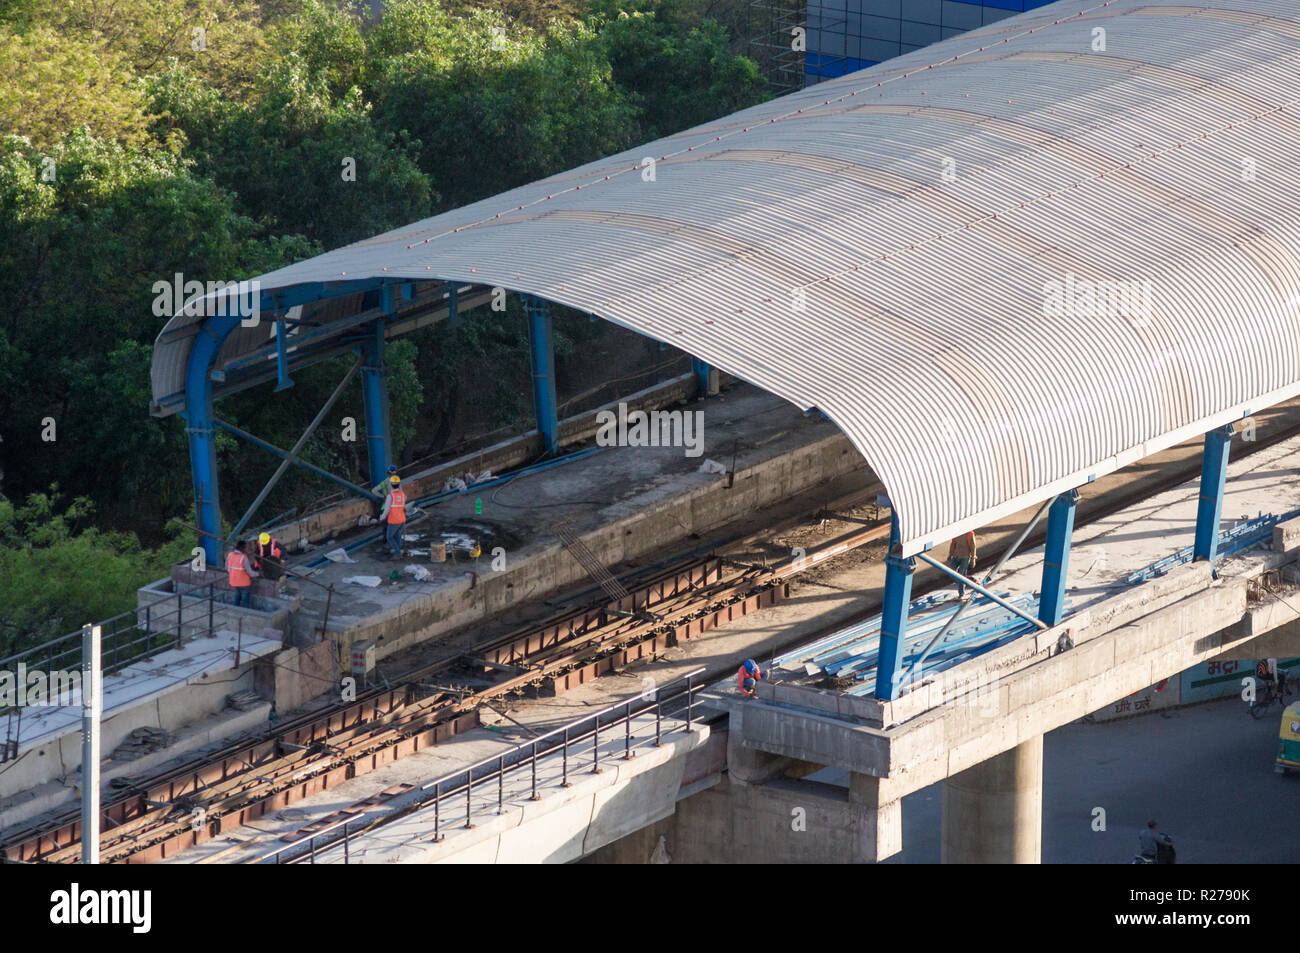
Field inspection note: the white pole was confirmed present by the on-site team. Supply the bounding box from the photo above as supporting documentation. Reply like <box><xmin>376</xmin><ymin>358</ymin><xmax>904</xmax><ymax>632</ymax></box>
<box><xmin>81</xmin><ymin>623</ymin><xmax>101</xmax><ymax>865</ymax></box>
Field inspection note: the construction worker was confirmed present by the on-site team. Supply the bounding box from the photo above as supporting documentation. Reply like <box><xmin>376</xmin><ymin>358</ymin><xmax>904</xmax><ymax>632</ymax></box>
<box><xmin>948</xmin><ymin>530</ymin><xmax>978</xmax><ymax>601</ymax></box>
<box><xmin>255</xmin><ymin>532</ymin><xmax>285</xmax><ymax>584</ymax></box>
<box><xmin>226</xmin><ymin>539</ymin><xmax>258</xmax><ymax>608</ymax></box>
<box><xmin>737</xmin><ymin>658</ymin><xmax>763</xmax><ymax>698</ymax></box>
<box><xmin>378</xmin><ymin>474</ymin><xmax>407</xmax><ymax>558</ymax></box>
<box><xmin>371</xmin><ymin>464</ymin><xmax>399</xmax><ymax>498</ymax></box>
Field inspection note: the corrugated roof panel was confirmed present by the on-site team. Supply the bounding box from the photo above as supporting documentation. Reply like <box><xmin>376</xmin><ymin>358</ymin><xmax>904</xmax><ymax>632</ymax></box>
<box><xmin>151</xmin><ymin>0</ymin><xmax>1300</xmax><ymax>554</ymax></box>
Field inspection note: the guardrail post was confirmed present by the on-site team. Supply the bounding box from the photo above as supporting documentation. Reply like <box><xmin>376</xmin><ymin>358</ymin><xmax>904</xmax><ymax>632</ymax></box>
<box><xmin>592</xmin><ymin>715</ymin><xmax>602</xmax><ymax>774</ymax></box>
<box><xmin>432</xmin><ymin>782</ymin><xmax>442</xmax><ymax>842</ymax></box>
<box><xmin>343</xmin><ymin>820</ymin><xmax>350</xmax><ymax>865</ymax></box>
<box><xmin>655</xmin><ymin>700</ymin><xmax>663</xmax><ymax>747</ymax></box>
<box><xmin>685</xmin><ymin>673</ymin><xmax>695</xmax><ymax>731</ymax></box>
<box><xmin>530</xmin><ymin>742</ymin><xmax>539</xmax><ymax>801</ymax></box>
<box><xmin>624</xmin><ymin>700</ymin><xmax>633</xmax><ymax>759</ymax></box>
<box><xmin>562</xmin><ymin>727</ymin><xmax>571</xmax><ymax>787</ymax></box>
<box><xmin>177</xmin><ymin>590</ymin><xmax>184</xmax><ymax>646</ymax></box>
<box><xmin>497</xmin><ymin>755</ymin><xmax>504</xmax><ymax>814</ymax></box>
<box><xmin>308</xmin><ymin>835</ymin><xmax>316</xmax><ymax>864</ymax></box>
<box><xmin>465</xmin><ymin>768</ymin><xmax>474</xmax><ymax>829</ymax></box>
<box><xmin>208</xmin><ymin>583</ymin><xmax>215</xmax><ymax>637</ymax></box>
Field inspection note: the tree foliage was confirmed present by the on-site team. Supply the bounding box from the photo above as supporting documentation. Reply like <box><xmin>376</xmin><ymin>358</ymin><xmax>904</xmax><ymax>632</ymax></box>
<box><xmin>0</xmin><ymin>0</ymin><xmax>769</xmax><ymax>635</ymax></box>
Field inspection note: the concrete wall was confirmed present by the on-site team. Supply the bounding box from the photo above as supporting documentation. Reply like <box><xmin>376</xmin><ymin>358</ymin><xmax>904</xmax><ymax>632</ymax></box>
<box><xmin>256</xmin><ymin>641</ymin><xmax>338</xmax><ymax>714</ymax></box>
<box><xmin>350</xmin><ymin>726</ymin><xmax>715</xmax><ymax>863</ymax></box>
<box><xmin>0</xmin><ymin>656</ymin><xmax>264</xmax><ymax>801</ymax></box>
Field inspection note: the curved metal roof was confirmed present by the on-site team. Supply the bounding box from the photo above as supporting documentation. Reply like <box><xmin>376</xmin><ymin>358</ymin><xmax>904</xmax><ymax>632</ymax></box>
<box><xmin>153</xmin><ymin>0</ymin><xmax>1300</xmax><ymax>556</ymax></box>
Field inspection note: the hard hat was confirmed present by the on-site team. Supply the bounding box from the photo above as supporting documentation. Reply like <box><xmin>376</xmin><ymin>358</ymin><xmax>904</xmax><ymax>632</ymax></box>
<box><xmin>744</xmin><ymin>659</ymin><xmax>758</xmax><ymax>674</ymax></box>
<box><xmin>390</xmin><ymin>475</ymin><xmax>401</xmax><ymax>484</ymax></box>
<box><xmin>259</xmin><ymin>532</ymin><xmax>271</xmax><ymax>546</ymax></box>
<box><xmin>387</xmin><ymin>465</ymin><xmax>398</xmax><ymax>473</ymax></box>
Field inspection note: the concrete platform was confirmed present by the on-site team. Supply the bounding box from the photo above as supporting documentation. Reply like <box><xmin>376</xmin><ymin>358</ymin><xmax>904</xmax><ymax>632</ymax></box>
<box><xmin>278</xmin><ymin>383</ymin><xmax>866</xmax><ymax>663</ymax></box>
<box><xmin>0</xmin><ymin>628</ymin><xmax>281</xmax><ymax>819</ymax></box>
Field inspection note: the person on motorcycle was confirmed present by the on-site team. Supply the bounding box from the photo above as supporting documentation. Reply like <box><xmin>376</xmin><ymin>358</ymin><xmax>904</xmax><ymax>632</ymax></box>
<box><xmin>1138</xmin><ymin>820</ymin><xmax>1173</xmax><ymax>863</ymax></box>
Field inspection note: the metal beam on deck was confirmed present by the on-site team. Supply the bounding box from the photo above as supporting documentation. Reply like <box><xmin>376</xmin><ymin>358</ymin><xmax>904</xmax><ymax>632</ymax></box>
<box><xmin>1194</xmin><ymin>424</ymin><xmax>1235</xmax><ymax>564</ymax></box>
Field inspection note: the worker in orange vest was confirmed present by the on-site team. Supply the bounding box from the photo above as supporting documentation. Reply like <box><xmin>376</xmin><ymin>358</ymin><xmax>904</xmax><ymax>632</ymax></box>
<box><xmin>379</xmin><ymin>474</ymin><xmax>407</xmax><ymax>558</ymax></box>
<box><xmin>255</xmin><ymin>531</ymin><xmax>285</xmax><ymax>584</ymax></box>
<box><xmin>737</xmin><ymin>659</ymin><xmax>763</xmax><ymax>698</ymax></box>
<box><xmin>226</xmin><ymin>539</ymin><xmax>259</xmax><ymax>608</ymax></box>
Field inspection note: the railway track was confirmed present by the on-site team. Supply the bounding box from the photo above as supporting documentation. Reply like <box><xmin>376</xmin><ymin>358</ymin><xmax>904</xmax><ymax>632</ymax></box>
<box><xmin>9</xmin><ymin>405</ymin><xmax>1300</xmax><ymax>865</ymax></box>
<box><xmin>0</xmin><ymin>511</ymin><xmax>891</xmax><ymax>864</ymax></box>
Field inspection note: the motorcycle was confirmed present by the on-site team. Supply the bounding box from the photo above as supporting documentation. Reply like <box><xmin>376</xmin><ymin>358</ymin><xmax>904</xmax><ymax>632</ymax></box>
<box><xmin>1132</xmin><ymin>836</ymin><xmax>1176</xmax><ymax>864</ymax></box>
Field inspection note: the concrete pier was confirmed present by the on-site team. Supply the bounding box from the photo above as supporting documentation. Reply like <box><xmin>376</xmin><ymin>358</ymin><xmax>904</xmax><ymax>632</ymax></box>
<box><xmin>941</xmin><ymin>735</ymin><xmax>1043</xmax><ymax>864</ymax></box>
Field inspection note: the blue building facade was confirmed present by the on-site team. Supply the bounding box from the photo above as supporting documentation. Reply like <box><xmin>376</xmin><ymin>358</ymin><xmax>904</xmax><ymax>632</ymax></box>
<box><xmin>806</xmin><ymin>0</ymin><xmax>1058</xmax><ymax>80</ymax></box>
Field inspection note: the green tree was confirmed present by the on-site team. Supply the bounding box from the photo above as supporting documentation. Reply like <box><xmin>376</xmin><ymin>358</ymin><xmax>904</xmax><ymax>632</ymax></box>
<box><xmin>0</xmin><ymin>130</ymin><xmax>315</xmax><ymax>535</ymax></box>
<box><xmin>590</xmin><ymin>0</ymin><xmax>768</xmax><ymax>141</ymax></box>
<box><xmin>368</xmin><ymin>2</ymin><xmax>638</xmax><ymax>208</ymax></box>
<box><xmin>147</xmin><ymin>58</ymin><xmax>433</xmax><ymax>251</ymax></box>
<box><xmin>0</xmin><ymin>490</ymin><xmax>192</xmax><ymax>656</ymax></box>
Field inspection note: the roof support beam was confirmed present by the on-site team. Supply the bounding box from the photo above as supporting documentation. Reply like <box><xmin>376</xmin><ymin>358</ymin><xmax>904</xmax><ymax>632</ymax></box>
<box><xmin>361</xmin><ymin>320</ymin><xmax>393</xmax><ymax>491</ymax></box>
<box><xmin>525</xmin><ymin>295</ymin><xmax>559</xmax><ymax>454</ymax></box>
<box><xmin>185</xmin><ymin>312</ymin><xmax>245</xmax><ymax>566</ymax></box>
<box><xmin>916</xmin><ymin>553</ymin><xmax>1049</xmax><ymax>632</ymax></box>
<box><xmin>1194</xmin><ymin>425</ymin><xmax>1234</xmax><ymax>565</ymax></box>
<box><xmin>873</xmin><ymin>553</ymin><xmax>914</xmax><ymax>701</ymax></box>
<box><xmin>226</xmin><ymin>360</ymin><xmax>361</xmax><ymax>545</ymax></box>
<box><xmin>691</xmin><ymin>357</ymin><xmax>718</xmax><ymax>398</ymax></box>
<box><xmin>1039</xmin><ymin>489</ymin><xmax>1079</xmax><ymax>627</ymax></box>
<box><xmin>213</xmin><ymin>419</ymin><xmax>381</xmax><ymax>503</ymax></box>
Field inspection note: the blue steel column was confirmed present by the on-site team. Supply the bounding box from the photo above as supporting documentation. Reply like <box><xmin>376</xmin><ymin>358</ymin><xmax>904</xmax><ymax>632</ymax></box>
<box><xmin>1194</xmin><ymin>424</ymin><xmax>1234</xmax><ymax>563</ymax></box>
<box><xmin>184</xmin><ymin>313</ymin><xmax>243</xmax><ymax>566</ymax></box>
<box><xmin>361</xmin><ymin>320</ymin><xmax>392</xmax><ymax>490</ymax></box>
<box><xmin>691</xmin><ymin>357</ymin><xmax>712</xmax><ymax>397</ymax></box>
<box><xmin>874</xmin><ymin>554</ymin><xmax>915</xmax><ymax>700</ymax></box>
<box><xmin>1039</xmin><ymin>490</ymin><xmax>1078</xmax><ymax>627</ymax></box>
<box><xmin>525</xmin><ymin>296</ymin><xmax>558</xmax><ymax>454</ymax></box>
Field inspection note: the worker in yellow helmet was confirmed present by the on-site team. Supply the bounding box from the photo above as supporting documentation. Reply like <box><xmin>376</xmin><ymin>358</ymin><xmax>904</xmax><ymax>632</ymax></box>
<box><xmin>378</xmin><ymin>474</ymin><xmax>407</xmax><ymax>558</ymax></box>
<box><xmin>255</xmin><ymin>531</ymin><xmax>285</xmax><ymax>584</ymax></box>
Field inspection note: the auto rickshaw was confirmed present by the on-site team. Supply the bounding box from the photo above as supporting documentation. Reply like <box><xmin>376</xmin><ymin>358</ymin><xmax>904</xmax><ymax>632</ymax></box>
<box><xmin>1276</xmin><ymin>701</ymin><xmax>1300</xmax><ymax>774</ymax></box>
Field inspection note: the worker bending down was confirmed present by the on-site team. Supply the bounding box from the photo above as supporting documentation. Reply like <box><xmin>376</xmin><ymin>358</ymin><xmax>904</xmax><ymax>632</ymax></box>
<box><xmin>226</xmin><ymin>539</ymin><xmax>259</xmax><ymax>608</ymax></box>
<box><xmin>255</xmin><ymin>532</ymin><xmax>285</xmax><ymax>585</ymax></box>
<box><xmin>379</xmin><ymin>474</ymin><xmax>407</xmax><ymax>558</ymax></box>
<box><xmin>737</xmin><ymin>659</ymin><xmax>763</xmax><ymax>698</ymax></box>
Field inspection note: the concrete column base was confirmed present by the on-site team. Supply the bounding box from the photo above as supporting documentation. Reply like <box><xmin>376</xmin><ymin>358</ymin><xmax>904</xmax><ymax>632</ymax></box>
<box><xmin>941</xmin><ymin>735</ymin><xmax>1043</xmax><ymax>864</ymax></box>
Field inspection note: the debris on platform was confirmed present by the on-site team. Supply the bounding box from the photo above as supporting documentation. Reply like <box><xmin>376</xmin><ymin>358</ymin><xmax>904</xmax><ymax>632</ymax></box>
<box><xmin>698</xmin><ymin>459</ymin><xmax>727</xmax><ymax>475</ymax></box>
<box><xmin>405</xmin><ymin>564</ymin><xmax>431</xmax><ymax>581</ymax></box>
<box><xmin>357</xmin><ymin>514</ymin><xmax>376</xmax><ymax>527</ymax></box>
<box><xmin>443</xmin><ymin>477</ymin><xmax>468</xmax><ymax>494</ymax></box>
<box><xmin>324</xmin><ymin>547</ymin><xmax>356</xmax><ymax>563</ymax></box>
<box><xmin>111</xmin><ymin>727</ymin><xmax>172</xmax><ymax>762</ymax></box>
<box><xmin>226</xmin><ymin>690</ymin><xmax>262</xmax><ymax>712</ymax></box>
<box><xmin>342</xmin><ymin>575</ymin><xmax>382</xmax><ymax>587</ymax></box>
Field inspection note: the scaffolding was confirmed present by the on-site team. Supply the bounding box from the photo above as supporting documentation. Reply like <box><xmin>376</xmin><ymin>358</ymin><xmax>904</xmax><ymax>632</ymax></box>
<box><xmin>747</xmin><ymin>0</ymin><xmax>847</xmax><ymax>95</ymax></box>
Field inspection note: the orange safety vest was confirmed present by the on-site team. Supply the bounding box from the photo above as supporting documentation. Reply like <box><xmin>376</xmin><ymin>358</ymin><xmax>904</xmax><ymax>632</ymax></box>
<box><xmin>387</xmin><ymin>489</ymin><xmax>407</xmax><ymax>525</ymax></box>
<box><xmin>258</xmin><ymin>540</ymin><xmax>282</xmax><ymax>561</ymax></box>
<box><xmin>226</xmin><ymin>550</ymin><xmax>252</xmax><ymax>587</ymax></box>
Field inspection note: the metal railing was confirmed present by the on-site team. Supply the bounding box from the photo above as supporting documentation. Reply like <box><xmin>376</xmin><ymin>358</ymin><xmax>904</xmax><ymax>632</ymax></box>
<box><xmin>254</xmin><ymin>666</ymin><xmax>708</xmax><ymax>864</ymax></box>
<box><xmin>0</xmin><ymin>577</ymin><xmax>227</xmax><ymax>687</ymax></box>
